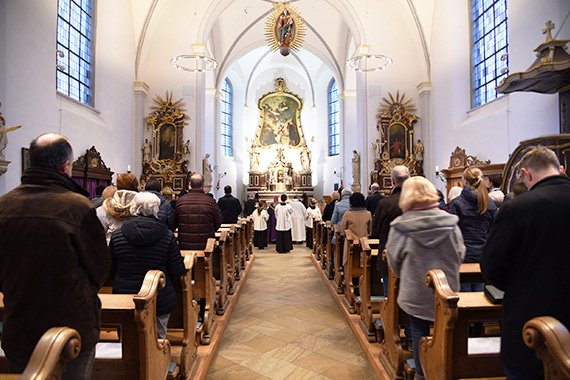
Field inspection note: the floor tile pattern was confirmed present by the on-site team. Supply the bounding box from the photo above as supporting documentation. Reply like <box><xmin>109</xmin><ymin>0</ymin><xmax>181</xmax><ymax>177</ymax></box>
<box><xmin>206</xmin><ymin>245</ymin><xmax>377</xmax><ymax>380</ymax></box>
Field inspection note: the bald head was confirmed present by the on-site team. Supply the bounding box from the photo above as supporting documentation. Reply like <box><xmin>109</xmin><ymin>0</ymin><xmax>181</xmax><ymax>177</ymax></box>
<box><xmin>29</xmin><ymin>133</ymin><xmax>74</xmax><ymax>176</ymax></box>
<box><xmin>391</xmin><ymin>165</ymin><xmax>410</xmax><ymax>187</ymax></box>
<box><xmin>190</xmin><ymin>173</ymin><xmax>205</xmax><ymax>189</ymax></box>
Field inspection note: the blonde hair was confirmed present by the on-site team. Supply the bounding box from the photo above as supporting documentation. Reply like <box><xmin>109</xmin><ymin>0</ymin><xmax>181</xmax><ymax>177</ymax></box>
<box><xmin>331</xmin><ymin>191</ymin><xmax>340</xmax><ymax>201</ymax></box>
<box><xmin>257</xmin><ymin>200</ymin><xmax>266</xmax><ymax>215</ymax></box>
<box><xmin>463</xmin><ymin>166</ymin><xmax>490</xmax><ymax>214</ymax></box>
<box><xmin>399</xmin><ymin>176</ymin><xmax>440</xmax><ymax>213</ymax></box>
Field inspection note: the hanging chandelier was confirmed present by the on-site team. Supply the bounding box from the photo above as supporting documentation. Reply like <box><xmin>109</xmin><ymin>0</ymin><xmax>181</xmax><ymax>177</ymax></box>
<box><xmin>170</xmin><ymin>54</ymin><xmax>217</xmax><ymax>73</ymax></box>
<box><xmin>346</xmin><ymin>54</ymin><xmax>393</xmax><ymax>72</ymax></box>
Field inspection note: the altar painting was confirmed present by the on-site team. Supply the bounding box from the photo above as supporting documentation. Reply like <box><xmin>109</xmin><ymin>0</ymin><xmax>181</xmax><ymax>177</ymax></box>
<box><xmin>257</xmin><ymin>92</ymin><xmax>304</xmax><ymax>148</ymax></box>
<box><xmin>388</xmin><ymin>123</ymin><xmax>406</xmax><ymax>159</ymax></box>
<box><xmin>159</xmin><ymin>123</ymin><xmax>176</xmax><ymax>160</ymax></box>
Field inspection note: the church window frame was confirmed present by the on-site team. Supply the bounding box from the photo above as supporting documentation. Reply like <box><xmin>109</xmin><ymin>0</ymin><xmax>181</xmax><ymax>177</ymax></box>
<box><xmin>328</xmin><ymin>78</ymin><xmax>340</xmax><ymax>156</ymax></box>
<box><xmin>471</xmin><ymin>0</ymin><xmax>509</xmax><ymax>108</ymax></box>
<box><xmin>56</xmin><ymin>0</ymin><xmax>95</xmax><ymax>107</ymax></box>
<box><xmin>221</xmin><ymin>78</ymin><xmax>233</xmax><ymax>157</ymax></box>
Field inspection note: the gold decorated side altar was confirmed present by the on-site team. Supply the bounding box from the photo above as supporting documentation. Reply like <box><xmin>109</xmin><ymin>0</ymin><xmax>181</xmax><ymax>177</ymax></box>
<box><xmin>247</xmin><ymin>78</ymin><xmax>313</xmax><ymax>201</ymax></box>
<box><xmin>370</xmin><ymin>92</ymin><xmax>423</xmax><ymax>194</ymax></box>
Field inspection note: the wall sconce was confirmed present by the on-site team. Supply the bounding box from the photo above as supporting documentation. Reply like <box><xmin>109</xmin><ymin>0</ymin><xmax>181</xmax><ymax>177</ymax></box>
<box><xmin>435</xmin><ymin>165</ymin><xmax>446</xmax><ymax>182</ymax></box>
<box><xmin>216</xmin><ymin>169</ymin><xmax>227</xmax><ymax>190</ymax></box>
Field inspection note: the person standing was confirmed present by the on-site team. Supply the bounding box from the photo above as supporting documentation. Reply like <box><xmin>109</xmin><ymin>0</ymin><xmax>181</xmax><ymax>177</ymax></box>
<box><xmin>275</xmin><ymin>194</ymin><xmax>294</xmax><ymax>253</ymax></box>
<box><xmin>290</xmin><ymin>195</ymin><xmax>307</xmax><ymax>243</ymax></box>
<box><xmin>386</xmin><ymin>176</ymin><xmax>464</xmax><ymax>380</ymax></box>
<box><xmin>487</xmin><ymin>174</ymin><xmax>505</xmax><ymax>208</ymax></box>
<box><xmin>176</xmin><ymin>173</ymin><xmax>222</xmax><ymax>250</ymax></box>
<box><xmin>218</xmin><ymin>185</ymin><xmax>242</xmax><ymax>224</ymax></box>
<box><xmin>305</xmin><ymin>198</ymin><xmax>322</xmax><ymax>249</ymax></box>
<box><xmin>0</xmin><ymin>133</ymin><xmax>109</xmax><ymax>378</ymax></box>
<box><xmin>365</xmin><ymin>183</ymin><xmax>384</xmax><ymax>216</ymax></box>
<box><xmin>109</xmin><ymin>192</ymin><xmax>185</xmax><ymax>339</ymax></box>
<box><xmin>450</xmin><ymin>166</ymin><xmax>496</xmax><ymax>292</ymax></box>
<box><xmin>266</xmin><ymin>196</ymin><xmax>279</xmax><ymax>244</ymax></box>
<box><xmin>340</xmin><ymin>192</ymin><xmax>372</xmax><ymax>268</ymax></box>
<box><xmin>251</xmin><ymin>200</ymin><xmax>269</xmax><ymax>249</ymax></box>
<box><xmin>371</xmin><ymin>165</ymin><xmax>410</xmax><ymax>297</ymax></box>
<box><xmin>243</xmin><ymin>193</ymin><xmax>257</xmax><ymax>217</ymax></box>
<box><xmin>331</xmin><ymin>187</ymin><xmax>353</xmax><ymax>243</ymax></box>
<box><xmin>144</xmin><ymin>178</ymin><xmax>176</xmax><ymax>231</ymax></box>
<box><xmin>481</xmin><ymin>146</ymin><xmax>570</xmax><ymax>379</ymax></box>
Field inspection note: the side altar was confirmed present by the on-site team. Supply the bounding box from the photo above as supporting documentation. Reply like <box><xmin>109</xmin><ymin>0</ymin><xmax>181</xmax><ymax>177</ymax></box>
<box><xmin>247</xmin><ymin>78</ymin><xmax>313</xmax><ymax>200</ymax></box>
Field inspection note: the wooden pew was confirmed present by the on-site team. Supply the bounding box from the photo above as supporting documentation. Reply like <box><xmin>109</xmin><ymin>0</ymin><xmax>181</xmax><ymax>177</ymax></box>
<box><xmin>216</xmin><ymin>229</ymin><xmax>236</xmax><ymax>295</ymax></box>
<box><xmin>357</xmin><ymin>238</ymin><xmax>385</xmax><ymax>343</ymax></box>
<box><xmin>523</xmin><ymin>316</ymin><xmax>570</xmax><ymax>380</ymax></box>
<box><xmin>181</xmin><ymin>240</ymin><xmax>218</xmax><ymax>346</ymax></box>
<box><xmin>342</xmin><ymin>230</ymin><xmax>364</xmax><ymax>315</ymax></box>
<box><xmin>312</xmin><ymin>218</ymin><xmax>322</xmax><ymax>261</ymax></box>
<box><xmin>212</xmin><ymin>230</ymin><xmax>230</xmax><ymax>314</ymax></box>
<box><xmin>0</xmin><ymin>326</ymin><xmax>80</xmax><ymax>380</ymax></box>
<box><xmin>244</xmin><ymin>217</ymin><xmax>253</xmax><ymax>261</ymax></box>
<box><xmin>377</xmin><ymin>253</ymin><xmax>412</xmax><ymax>380</ymax></box>
<box><xmin>323</xmin><ymin>221</ymin><xmax>334</xmax><ymax>280</ymax></box>
<box><xmin>93</xmin><ymin>270</ymin><xmax>172</xmax><ymax>380</ymax></box>
<box><xmin>419</xmin><ymin>269</ymin><xmax>504</xmax><ymax>380</ymax></box>
<box><xmin>165</xmin><ymin>252</ymin><xmax>200</xmax><ymax>380</ymax></box>
<box><xmin>332</xmin><ymin>224</ymin><xmax>345</xmax><ymax>294</ymax></box>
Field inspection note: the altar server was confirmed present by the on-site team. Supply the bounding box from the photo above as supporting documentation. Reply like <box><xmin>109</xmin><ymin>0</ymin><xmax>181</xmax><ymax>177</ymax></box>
<box><xmin>290</xmin><ymin>195</ymin><xmax>307</xmax><ymax>243</ymax></box>
<box><xmin>275</xmin><ymin>194</ymin><xmax>294</xmax><ymax>253</ymax></box>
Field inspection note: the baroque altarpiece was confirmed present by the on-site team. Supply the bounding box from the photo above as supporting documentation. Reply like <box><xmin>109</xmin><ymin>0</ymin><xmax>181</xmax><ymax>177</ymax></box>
<box><xmin>370</xmin><ymin>92</ymin><xmax>423</xmax><ymax>193</ymax></box>
<box><xmin>247</xmin><ymin>78</ymin><xmax>313</xmax><ymax>196</ymax></box>
<box><xmin>141</xmin><ymin>92</ymin><xmax>191</xmax><ymax>198</ymax></box>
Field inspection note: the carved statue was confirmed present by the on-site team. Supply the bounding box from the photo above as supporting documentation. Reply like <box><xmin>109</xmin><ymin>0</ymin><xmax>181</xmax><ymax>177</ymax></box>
<box><xmin>203</xmin><ymin>153</ymin><xmax>213</xmax><ymax>189</ymax></box>
<box><xmin>248</xmin><ymin>140</ymin><xmax>260</xmax><ymax>172</ymax></box>
<box><xmin>141</xmin><ymin>139</ymin><xmax>152</xmax><ymax>162</ymax></box>
<box><xmin>413</xmin><ymin>139</ymin><xmax>424</xmax><ymax>162</ymax></box>
<box><xmin>351</xmin><ymin>150</ymin><xmax>360</xmax><ymax>185</ymax></box>
<box><xmin>371</xmin><ymin>139</ymin><xmax>384</xmax><ymax>160</ymax></box>
<box><xmin>0</xmin><ymin>103</ymin><xmax>21</xmax><ymax>161</ymax></box>
<box><xmin>300</xmin><ymin>145</ymin><xmax>311</xmax><ymax>171</ymax></box>
<box><xmin>182</xmin><ymin>140</ymin><xmax>191</xmax><ymax>160</ymax></box>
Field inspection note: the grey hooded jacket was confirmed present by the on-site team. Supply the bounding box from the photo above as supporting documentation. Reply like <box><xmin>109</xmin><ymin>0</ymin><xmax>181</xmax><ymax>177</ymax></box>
<box><xmin>386</xmin><ymin>209</ymin><xmax>465</xmax><ymax>321</ymax></box>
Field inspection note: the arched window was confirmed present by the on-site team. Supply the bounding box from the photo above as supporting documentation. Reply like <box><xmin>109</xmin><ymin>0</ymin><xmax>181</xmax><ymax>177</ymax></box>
<box><xmin>56</xmin><ymin>0</ymin><xmax>95</xmax><ymax>106</ymax></box>
<box><xmin>328</xmin><ymin>79</ymin><xmax>340</xmax><ymax>156</ymax></box>
<box><xmin>471</xmin><ymin>0</ymin><xmax>508</xmax><ymax>108</ymax></box>
<box><xmin>220</xmin><ymin>79</ymin><xmax>233</xmax><ymax>156</ymax></box>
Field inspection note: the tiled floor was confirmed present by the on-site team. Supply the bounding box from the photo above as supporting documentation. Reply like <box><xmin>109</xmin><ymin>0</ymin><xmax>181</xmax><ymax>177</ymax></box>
<box><xmin>206</xmin><ymin>245</ymin><xmax>377</xmax><ymax>380</ymax></box>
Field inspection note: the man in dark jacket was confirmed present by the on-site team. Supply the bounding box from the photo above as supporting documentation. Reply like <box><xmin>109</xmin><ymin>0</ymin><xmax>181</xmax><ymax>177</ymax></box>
<box><xmin>243</xmin><ymin>193</ymin><xmax>256</xmax><ymax>217</ymax></box>
<box><xmin>0</xmin><ymin>133</ymin><xmax>110</xmax><ymax>378</ymax></box>
<box><xmin>218</xmin><ymin>185</ymin><xmax>242</xmax><ymax>223</ymax></box>
<box><xmin>481</xmin><ymin>146</ymin><xmax>570</xmax><ymax>379</ymax></box>
<box><xmin>176</xmin><ymin>173</ymin><xmax>222</xmax><ymax>250</ymax></box>
<box><xmin>144</xmin><ymin>177</ymin><xmax>176</xmax><ymax>231</ymax></box>
<box><xmin>365</xmin><ymin>183</ymin><xmax>384</xmax><ymax>216</ymax></box>
<box><xmin>371</xmin><ymin>165</ymin><xmax>409</xmax><ymax>296</ymax></box>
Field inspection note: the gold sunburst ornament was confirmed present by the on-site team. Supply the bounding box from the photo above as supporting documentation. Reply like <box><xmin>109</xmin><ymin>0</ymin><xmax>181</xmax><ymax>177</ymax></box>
<box><xmin>378</xmin><ymin>91</ymin><xmax>417</xmax><ymax>118</ymax></box>
<box><xmin>265</xmin><ymin>2</ymin><xmax>305</xmax><ymax>57</ymax></box>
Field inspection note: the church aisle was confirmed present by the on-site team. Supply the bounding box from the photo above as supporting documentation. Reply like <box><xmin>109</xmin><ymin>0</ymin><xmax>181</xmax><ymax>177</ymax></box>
<box><xmin>206</xmin><ymin>245</ymin><xmax>377</xmax><ymax>380</ymax></box>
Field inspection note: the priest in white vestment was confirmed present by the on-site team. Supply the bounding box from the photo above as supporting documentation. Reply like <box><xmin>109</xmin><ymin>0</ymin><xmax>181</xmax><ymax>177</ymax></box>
<box><xmin>290</xmin><ymin>196</ymin><xmax>307</xmax><ymax>243</ymax></box>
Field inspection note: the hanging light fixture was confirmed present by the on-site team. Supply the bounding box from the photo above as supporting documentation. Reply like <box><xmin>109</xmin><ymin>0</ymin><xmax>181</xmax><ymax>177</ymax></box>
<box><xmin>346</xmin><ymin>54</ymin><xmax>393</xmax><ymax>72</ymax></box>
<box><xmin>170</xmin><ymin>54</ymin><xmax>217</xmax><ymax>73</ymax></box>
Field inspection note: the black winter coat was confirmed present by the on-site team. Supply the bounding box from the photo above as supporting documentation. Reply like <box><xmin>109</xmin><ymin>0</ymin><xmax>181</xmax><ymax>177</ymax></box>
<box><xmin>218</xmin><ymin>194</ymin><xmax>242</xmax><ymax>224</ymax></box>
<box><xmin>449</xmin><ymin>186</ymin><xmax>496</xmax><ymax>263</ymax></box>
<box><xmin>109</xmin><ymin>216</ymin><xmax>185</xmax><ymax>315</ymax></box>
<box><xmin>481</xmin><ymin>175</ymin><xmax>570</xmax><ymax>373</ymax></box>
<box><xmin>371</xmin><ymin>186</ymin><xmax>402</xmax><ymax>273</ymax></box>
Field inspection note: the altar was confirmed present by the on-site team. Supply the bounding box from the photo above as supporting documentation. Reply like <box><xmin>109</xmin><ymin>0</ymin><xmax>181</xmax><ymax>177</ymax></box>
<box><xmin>246</xmin><ymin>78</ymin><xmax>313</xmax><ymax>202</ymax></box>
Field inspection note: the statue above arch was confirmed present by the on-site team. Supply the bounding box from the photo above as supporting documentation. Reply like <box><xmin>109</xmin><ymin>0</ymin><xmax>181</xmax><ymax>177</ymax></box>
<box><xmin>256</xmin><ymin>78</ymin><xmax>305</xmax><ymax>149</ymax></box>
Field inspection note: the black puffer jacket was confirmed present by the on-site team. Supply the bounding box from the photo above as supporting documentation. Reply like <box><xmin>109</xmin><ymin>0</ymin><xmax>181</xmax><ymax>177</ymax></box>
<box><xmin>109</xmin><ymin>215</ymin><xmax>185</xmax><ymax>315</ymax></box>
